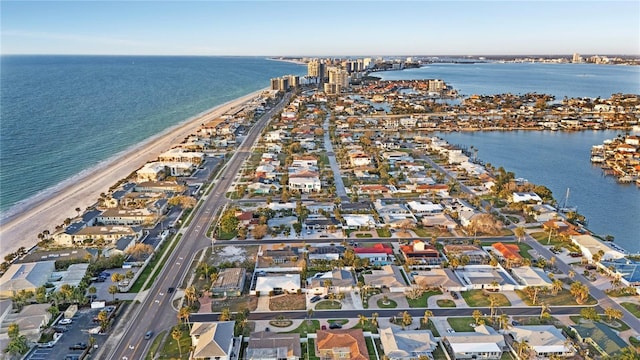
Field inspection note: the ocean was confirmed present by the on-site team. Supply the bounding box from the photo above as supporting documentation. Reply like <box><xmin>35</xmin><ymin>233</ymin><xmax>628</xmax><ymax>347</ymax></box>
<box><xmin>0</xmin><ymin>56</ymin><xmax>306</xmax><ymax>219</ymax></box>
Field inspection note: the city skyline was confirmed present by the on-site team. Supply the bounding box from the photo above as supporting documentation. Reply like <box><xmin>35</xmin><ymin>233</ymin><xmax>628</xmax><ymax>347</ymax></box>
<box><xmin>1</xmin><ymin>1</ymin><xmax>639</xmax><ymax>56</ymax></box>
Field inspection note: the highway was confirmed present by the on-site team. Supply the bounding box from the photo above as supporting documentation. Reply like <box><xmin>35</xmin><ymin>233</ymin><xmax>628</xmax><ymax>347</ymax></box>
<box><xmin>104</xmin><ymin>93</ymin><xmax>293</xmax><ymax>360</ymax></box>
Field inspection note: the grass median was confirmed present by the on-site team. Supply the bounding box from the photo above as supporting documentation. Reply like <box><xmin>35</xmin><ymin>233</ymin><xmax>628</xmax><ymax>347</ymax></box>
<box><xmin>129</xmin><ymin>234</ymin><xmax>183</xmax><ymax>293</ymax></box>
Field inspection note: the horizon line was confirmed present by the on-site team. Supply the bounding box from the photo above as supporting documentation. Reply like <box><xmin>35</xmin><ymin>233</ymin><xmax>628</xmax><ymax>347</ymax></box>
<box><xmin>2</xmin><ymin>53</ymin><xmax>640</xmax><ymax>58</ymax></box>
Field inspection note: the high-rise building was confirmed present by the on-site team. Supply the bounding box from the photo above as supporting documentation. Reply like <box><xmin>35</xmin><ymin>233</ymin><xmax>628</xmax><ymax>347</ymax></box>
<box><xmin>328</xmin><ymin>67</ymin><xmax>349</xmax><ymax>88</ymax></box>
<box><xmin>572</xmin><ymin>53</ymin><xmax>583</xmax><ymax>63</ymax></box>
<box><xmin>287</xmin><ymin>75</ymin><xmax>300</xmax><ymax>87</ymax></box>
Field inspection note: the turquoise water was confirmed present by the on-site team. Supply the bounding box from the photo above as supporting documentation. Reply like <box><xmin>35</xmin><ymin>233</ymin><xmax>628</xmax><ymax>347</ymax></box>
<box><xmin>0</xmin><ymin>56</ymin><xmax>305</xmax><ymax>216</ymax></box>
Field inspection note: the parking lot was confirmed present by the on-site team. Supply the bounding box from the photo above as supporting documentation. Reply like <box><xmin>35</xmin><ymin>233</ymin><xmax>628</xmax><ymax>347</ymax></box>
<box><xmin>26</xmin><ymin>306</ymin><xmax>115</xmax><ymax>360</ymax></box>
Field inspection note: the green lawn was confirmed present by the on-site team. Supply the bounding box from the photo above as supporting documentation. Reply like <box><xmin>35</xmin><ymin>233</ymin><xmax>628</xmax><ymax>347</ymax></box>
<box><xmin>436</xmin><ymin>299</ymin><xmax>456</xmax><ymax>307</ymax></box>
<box><xmin>376</xmin><ymin>228</ymin><xmax>392</xmax><ymax>238</ymax></box>
<box><xmin>515</xmin><ymin>288</ymin><xmax>597</xmax><ymax>306</ymax></box>
<box><xmin>447</xmin><ymin>317</ymin><xmax>477</xmax><ymax>332</ymax></box>
<box><xmin>352</xmin><ymin>319</ymin><xmax>379</xmax><ymax>333</ymax></box>
<box><xmin>365</xmin><ymin>338</ymin><xmax>378</xmax><ymax>359</ymax></box>
<box><xmin>158</xmin><ymin>325</ymin><xmax>191</xmax><ymax>359</ymax></box>
<box><xmin>376</xmin><ymin>298</ymin><xmax>397</xmax><ymax>308</ymax></box>
<box><xmin>621</xmin><ymin>302</ymin><xmax>640</xmax><ymax>318</ymax></box>
<box><xmin>315</xmin><ymin>300</ymin><xmax>342</xmax><ymax>310</ymax></box>
<box><xmin>516</xmin><ymin>243</ymin><xmax>534</xmax><ymax>260</ymax></box>
<box><xmin>406</xmin><ymin>290</ymin><xmax>443</xmax><ymax>308</ymax></box>
<box><xmin>287</xmin><ymin>320</ymin><xmax>320</xmax><ymax>336</ymax></box>
<box><xmin>413</xmin><ymin>228</ymin><xmax>433</xmax><ymax>237</ymax></box>
<box><xmin>355</xmin><ymin>233</ymin><xmax>372</xmax><ymax>238</ymax></box>
<box><xmin>461</xmin><ymin>290</ymin><xmax>511</xmax><ymax>307</ymax></box>
<box><xmin>305</xmin><ymin>339</ymin><xmax>320</xmax><ymax>360</ymax></box>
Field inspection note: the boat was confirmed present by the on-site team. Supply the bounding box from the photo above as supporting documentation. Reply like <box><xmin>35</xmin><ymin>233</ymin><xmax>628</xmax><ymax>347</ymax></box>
<box><xmin>559</xmin><ymin>188</ymin><xmax>577</xmax><ymax>213</ymax></box>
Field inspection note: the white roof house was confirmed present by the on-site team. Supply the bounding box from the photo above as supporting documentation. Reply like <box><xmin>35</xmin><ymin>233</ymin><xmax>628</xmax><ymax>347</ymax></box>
<box><xmin>511</xmin><ymin>266</ymin><xmax>553</xmax><ymax>288</ymax></box>
<box><xmin>511</xmin><ymin>192</ymin><xmax>543</xmax><ymax>203</ymax></box>
<box><xmin>379</xmin><ymin>327</ymin><xmax>438</xmax><ymax>360</ymax></box>
<box><xmin>571</xmin><ymin>234</ymin><xmax>626</xmax><ymax>262</ymax></box>
<box><xmin>444</xmin><ymin>333</ymin><xmax>505</xmax><ymax>360</ymax></box>
<box><xmin>254</xmin><ymin>274</ymin><xmax>300</xmax><ymax>295</ymax></box>
<box><xmin>407</xmin><ymin>200</ymin><xmax>443</xmax><ymax>215</ymax></box>
<box><xmin>509</xmin><ymin>325</ymin><xmax>574</xmax><ymax>358</ymax></box>
<box><xmin>343</xmin><ymin>214</ymin><xmax>376</xmax><ymax>229</ymax></box>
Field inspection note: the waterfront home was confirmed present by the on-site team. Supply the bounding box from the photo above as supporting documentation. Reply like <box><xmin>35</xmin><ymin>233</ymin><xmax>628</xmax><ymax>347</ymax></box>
<box><xmin>211</xmin><ymin>268</ymin><xmax>246</xmax><ymax>297</ymax></box>
<box><xmin>55</xmin><ymin>225</ymin><xmax>141</xmax><ymax>247</ymax></box>
<box><xmin>96</xmin><ymin>208</ymin><xmax>159</xmax><ymax>226</ymax></box>
<box><xmin>315</xmin><ymin>329</ymin><xmax>369</xmax><ymax>360</ymax></box>
<box><xmin>379</xmin><ymin>327</ymin><xmax>438</xmax><ymax>360</ymax></box>
<box><xmin>136</xmin><ymin>162</ymin><xmax>167</xmax><ymax>182</ymax></box>
<box><xmin>511</xmin><ymin>192</ymin><xmax>543</xmax><ymax>203</ymax></box>
<box><xmin>508</xmin><ymin>325</ymin><xmax>575</xmax><ymax>358</ymax></box>
<box><xmin>190</xmin><ymin>321</ymin><xmax>235</xmax><ymax>360</ymax></box>
<box><xmin>157</xmin><ymin>147</ymin><xmax>204</xmax><ymax>164</ymax></box>
<box><xmin>571</xmin><ymin>234</ymin><xmax>626</xmax><ymax>262</ymax></box>
<box><xmin>134</xmin><ymin>180</ymin><xmax>183</xmax><ymax>194</ymax></box>
<box><xmin>600</xmin><ymin>258</ymin><xmax>640</xmax><ymax>288</ymax></box>
<box><xmin>0</xmin><ymin>261</ymin><xmax>55</xmax><ymax>298</ymax></box>
<box><xmin>529</xmin><ymin>204</ymin><xmax>558</xmax><ymax>222</ymax></box>
<box><xmin>246</xmin><ymin>331</ymin><xmax>301</xmax><ymax>360</ymax></box>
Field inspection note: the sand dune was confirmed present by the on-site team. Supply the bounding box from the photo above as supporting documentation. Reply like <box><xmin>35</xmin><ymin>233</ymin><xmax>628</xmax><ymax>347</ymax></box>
<box><xmin>0</xmin><ymin>89</ymin><xmax>265</xmax><ymax>258</ymax></box>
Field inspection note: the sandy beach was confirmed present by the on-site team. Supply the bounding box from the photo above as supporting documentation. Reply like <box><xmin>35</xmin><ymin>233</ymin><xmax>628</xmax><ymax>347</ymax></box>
<box><xmin>0</xmin><ymin>89</ymin><xmax>266</xmax><ymax>259</ymax></box>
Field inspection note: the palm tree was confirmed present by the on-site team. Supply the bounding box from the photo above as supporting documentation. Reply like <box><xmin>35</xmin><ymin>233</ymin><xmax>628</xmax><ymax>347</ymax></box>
<box><xmin>570</xmin><ymin>281</ymin><xmax>589</xmax><ymax>304</ymax></box>
<box><xmin>568</xmin><ymin>270</ymin><xmax>576</xmax><ymax>279</ymax></box>
<box><xmin>514</xmin><ymin>226</ymin><xmax>526</xmax><ymax>243</ymax></box>
<box><xmin>539</xmin><ymin>302</ymin><xmax>551</xmax><ymax>320</ymax></box>
<box><xmin>172</xmin><ymin>326</ymin><xmax>183</xmax><ymax>358</ymax></box>
<box><xmin>307</xmin><ymin>308</ymin><xmax>314</xmax><ymax>325</ymax></box>
<box><xmin>184</xmin><ymin>285</ymin><xmax>198</xmax><ymax>306</ymax></box>
<box><xmin>358</xmin><ymin>314</ymin><xmax>368</xmax><ymax>326</ymax></box>
<box><xmin>219</xmin><ymin>308</ymin><xmax>231</xmax><ymax>321</ymax></box>
<box><xmin>488</xmin><ymin>294</ymin><xmax>499</xmax><ymax>319</ymax></box>
<box><xmin>551</xmin><ymin>279</ymin><xmax>563</xmax><ymax>296</ymax></box>
<box><xmin>371</xmin><ymin>312</ymin><xmax>379</xmax><ymax>327</ymax></box>
<box><xmin>422</xmin><ymin>310</ymin><xmax>433</xmax><ymax>326</ymax></box>
<box><xmin>472</xmin><ymin>309</ymin><xmax>483</xmax><ymax>325</ymax></box>
<box><xmin>108</xmin><ymin>285</ymin><xmax>118</xmax><ymax>302</ymax></box>
<box><xmin>498</xmin><ymin>313</ymin><xmax>510</xmax><ymax>330</ymax></box>
<box><xmin>178</xmin><ymin>306</ymin><xmax>191</xmax><ymax>328</ymax></box>
<box><xmin>401</xmin><ymin>311</ymin><xmax>413</xmax><ymax>329</ymax></box>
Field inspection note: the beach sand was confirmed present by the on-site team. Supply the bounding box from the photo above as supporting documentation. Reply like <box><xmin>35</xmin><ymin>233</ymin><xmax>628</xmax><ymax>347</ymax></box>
<box><xmin>0</xmin><ymin>89</ymin><xmax>266</xmax><ymax>258</ymax></box>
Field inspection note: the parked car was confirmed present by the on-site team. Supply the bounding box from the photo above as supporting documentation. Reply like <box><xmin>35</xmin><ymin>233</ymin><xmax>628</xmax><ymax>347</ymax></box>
<box><xmin>310</xmin><ymin>295</ymin><xmax>322</xmax><ymax>303</ymax></box>
<box><xmin>38</xmin><ymin>342</ymin><xmax>54</xmax><ymax>348</ymax></box>
<box><xmin>58</xmin><ymin>318</ymin><xmax>73</xmax><ymax>325</ymax></box>
<box><xmin>329</xmin><ymin>322</ymin><xmax>342</xmax><ymax>329</ymax></box>
<box><xmin>321</xmin><ymin>325</ymin><xmax>327</xmax><ymax>330</ymax></box>
<box><xmin>69</xmin><ymin>343</ymin><xmax>87</xmax><ymax>350</ymax></box>
<box><xmin>447</xmin><ymin>328</ymin><xmax>455</xmax><ymax>333</ymax></box>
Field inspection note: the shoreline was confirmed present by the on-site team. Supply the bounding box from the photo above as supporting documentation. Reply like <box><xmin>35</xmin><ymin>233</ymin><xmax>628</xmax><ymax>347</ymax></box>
<box><xmin>0</xmin><ymin>88</ymin><xmax>267</xmax><ymax>258</ymax></box>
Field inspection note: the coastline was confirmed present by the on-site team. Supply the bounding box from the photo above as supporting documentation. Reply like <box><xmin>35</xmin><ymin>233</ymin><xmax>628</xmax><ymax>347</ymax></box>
<box><xmin>0</xmin><ymin>88</ymin><xmax>267</xmax><ymax>258</ymax></box>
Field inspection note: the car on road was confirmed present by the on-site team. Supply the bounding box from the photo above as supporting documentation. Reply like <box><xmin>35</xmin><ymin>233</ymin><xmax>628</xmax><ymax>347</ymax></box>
<box><xmin>144</xmin><ymin>331</ymin><xmax>153</xmax><ymax>340</ymax></box>
<box><xmin>58</xmin><ymin>318</ymin><xmax>73</xmax><ymax>325</ymax></box>
<box><xmin>447</xmin><ymin>328</ymin><xmax>455</xmax><ymax>333</ymax></box>
<box><xmin>168</xmin><ymin>287</ymin><xmax>175</xmax><ymax>293</ymax></box>
<box><xmin>310</xmin><ymin>295</ymin><xmax>322</xmax><ymax>303</ymax></box>
<box><xmin>329</xmin><ymin>322</ymin><xmax>342</xmax><ymax>329</ymax></box>
<box><xmin>69</xmin><ymin>343</ymin><xmax>87</xmax><ymax>350</ymax></box>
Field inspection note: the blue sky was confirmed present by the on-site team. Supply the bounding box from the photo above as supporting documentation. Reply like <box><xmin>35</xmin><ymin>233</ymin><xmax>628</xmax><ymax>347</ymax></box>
<box><xmin>1</xmin><ymin>1</ymin><xmax>638</xmax><ymax>56</ymax></box>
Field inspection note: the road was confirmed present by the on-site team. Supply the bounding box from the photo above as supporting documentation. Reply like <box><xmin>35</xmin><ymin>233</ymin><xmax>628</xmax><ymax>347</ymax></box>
<box><xmin>191</xmin><ymin>305</ymin><xmax>602</xmax><ymax>322</ymax></box>
<box><xmin>104</xmin><ymin>93</ymin><xmax>293</xmax><ymax>360</ymax></box>
<box><xmin>523</xmin><ymin>233</ymin><xmax>640</xmax><ymax>333</ymax></box>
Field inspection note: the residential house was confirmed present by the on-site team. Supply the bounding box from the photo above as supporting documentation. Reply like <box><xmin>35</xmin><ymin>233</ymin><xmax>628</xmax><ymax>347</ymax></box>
<box><xmin>256</xmin><ymin>246</ymin><xmax>305</xmax><ymax>272</ymax></box>
<box><xmin>569</xmin><ymin>321</ymin><xmax>628</xmax><ymax>358</ymax></box>
<box><xmin>362</xmin><ymin>265</ymin><xmax>408</xmax><ymax>292</ymax></box>
<box><xmin>55</xmin><ymin>225</ymin><xmax>141</xmax><ymax>247</ymax></box>
<box><xmin>571</xmin><ymin>234</ymin><xmax>626</xmax><ymax>262</ymax></box>
<box><xmin>307</xmin><ymin>269</ymin><xmax>355</xmax><ymax>293</ymax></box>
<box><xmin>400</xmin><ymin>240</ymin><xmax>440</xmax><ymax>260</ymax></box>
<box><xmin>343</xmin><ymin>214</ymin><xmax>376</xmax><ymax>230</ymax></box>
<box><xmin>134</xmin><ymin>181</ymin><xmax>183</xmax><ymax>194</ymax></box>
<box><xmin>443</xmin><ymin>331</ymin><xmax>505</xmax><ymax>360</ymax></box>
<box><xmin>254</xmin><ymin>274</ymin><xmax>300</xmax><ymax>295</ymax></box>
<box><xmin>354</xmin><ymin>244</ymin><xmax>394</xmax><ymax>266</ymax></box>
<box><xmin>136</xmin><ymin>162</ymin><xmax>167</xmax><ymax>182</ymax></box>
<box><xmin>211</xmin><ymin>268</ymin><xmax>246</xmax><ymax>297</ymax></box>
<box><xmin>157</xmin><ymin>148</ymin><xmax>204</xmax><ymax>164</ymax></box>
<box><xmin>511</xmin><ymin>192</ymin><xmax>543</xmax><ymax>204</ymax></box>
<box><xmin>509</xmin><ymin>325</ymin><xmax>574</xmax><ymax>358</ymax></box>
<box><xmin>491</xmin><ymin>242</ymin><xmax>523</xmax><ymax>267</ymax></box>
<box><xmin>307</xmin><ymin>245</ymin><xmax>345</xmax><ymax>262</ymax></box>
<box><xmin>246</xmin><ymin>331</ymin><xmax>301</xmax><ymax>360</ymax></box>
<box><xmin>444</xmin><ymin>245</ymin><xmax>489</xmax><ymax>265</ymax></box>
<box><xmin>190</xmin><ymin>321</ymin><xmax>235</xmax><ymax>360</ymax></box>
<box><xmin>288</xmin><ymin>172</ymin><xmax>321</xmax><ymax>193</ymax></box>
<box><xmin>510</xmin><ymin>267</ymin><xmax>553</xmax><ymax>288</ymax></box>
<box><xmin>413</xmin><ymin>268</ymin><xmax>465</xmax><ymax>292</ymax></box>
<box><xmin>379</xmin><ymin>327</ymin><xmax>438</xmax><ymax>360</ymax></box>
<box><xmin>97</xmin><ymin>208</ymin><xmax>158</xmax><ymax>226</ymax></box>
<box><xmin>315</xmin><ymin>329</ymin><xmax>369</xmax><ymax>360</ymax></box>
